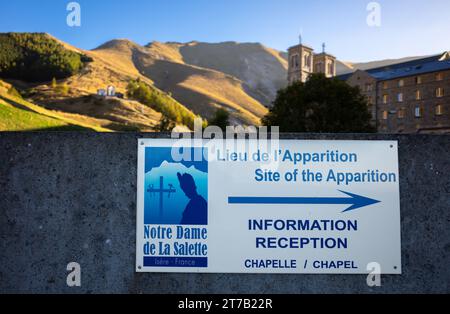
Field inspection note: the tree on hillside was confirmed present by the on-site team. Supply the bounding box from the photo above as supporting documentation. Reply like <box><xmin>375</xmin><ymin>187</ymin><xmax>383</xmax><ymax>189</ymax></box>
<box><xmin>262</xmin><ymin>73</ymin><xmax>375</xmax><ymax>133</ymax></box>
<box><xmin>157</xmin><ymin>116</ymin><xmax>176</xmax><ymax>132</ymax></box>
<box><xmin>208</xmin><ymin>108</ymin><xmax>230</xmax><ymax>131</ymax></box>
<box><xmin>55</xmin><ymin>82</ymin><xmax>69</xmax><ymax>96</ymax></box>
<box><xmin>0</xmin><ymin>33</ymin><xmax>85</xmax><ymax>82</ymax></box>
<box><xmin>126</xmin><ymin>79</ymin><xmax>198</xmax><ymax>130</ymax></box>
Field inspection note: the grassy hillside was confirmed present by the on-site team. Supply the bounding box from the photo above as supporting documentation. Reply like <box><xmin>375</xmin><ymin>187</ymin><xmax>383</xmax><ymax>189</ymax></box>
<box><xmin>0</xmin><ymin>34</ymin><xmax>178</xmax><ymax>131</ymax></box>
<box><xmin>0</xmin><ymin>80</ymin><xmax>109</xmax><ymax>131</ymax></box>
<box><xmin>0</xmin><ymin>33</ymin><xmax>89</xmax><ymax>82</ymax></box>
<box><xmin>0</xmin><ymin>99</ymin><xmax>91</xmax><ymax>131</ymax></box>
<box><xmin>38</xmin><ymin>94</ymin><xmax>163</xmax><ymax>131</ymax></box>
<box><xmin>22</xmin><ymin>37</ymin><xmax>192</xmax><ymax>130</ymax></box>
<box><xmin>1</xmin><ymin>34</ymin><xmax>274</xmax><ymax>130</ymax></box>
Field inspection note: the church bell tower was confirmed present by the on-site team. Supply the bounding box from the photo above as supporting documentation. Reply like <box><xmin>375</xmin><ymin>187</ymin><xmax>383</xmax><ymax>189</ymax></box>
<box><xmin>313</xmin><ymin>43</ymin><xmax>336</xmax><ymax>78</ymax></box>
<box><xmin>287</xmin><ymin>34</ymin><xmax>314</xmax><ymax>84</ymax></box>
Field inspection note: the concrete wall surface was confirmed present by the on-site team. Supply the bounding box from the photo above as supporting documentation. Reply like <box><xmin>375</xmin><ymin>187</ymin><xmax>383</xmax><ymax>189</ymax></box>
<box><xmin>0</xmin><ymin>132</ymin><xmax>449</xmax><ymax>293</ymax></box>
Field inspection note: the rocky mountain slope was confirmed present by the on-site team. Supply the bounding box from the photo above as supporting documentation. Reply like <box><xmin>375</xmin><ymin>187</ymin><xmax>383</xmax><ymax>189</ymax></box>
<box><xmin>93</xmin><ymin>39</ymin><xmax>270</xmax><ymax>125</ymax></box>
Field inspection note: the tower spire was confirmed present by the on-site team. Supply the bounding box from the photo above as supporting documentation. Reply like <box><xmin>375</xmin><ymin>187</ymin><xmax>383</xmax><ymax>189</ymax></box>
<box><xmin>322</xmin><ymin>42</ymin><xmax>326</xmax><ymax>53</ymax></box>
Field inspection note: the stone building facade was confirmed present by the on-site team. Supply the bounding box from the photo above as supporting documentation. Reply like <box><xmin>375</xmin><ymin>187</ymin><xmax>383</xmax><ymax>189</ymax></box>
<box><xmin>339</xmin><ymin>53</ymin><xmax>450</xmax><ymax>134</ymax></box>
<box><xmin>345</xmin><ymin>70</ymin><xmax>378</xmax><ymax>125</ymax></box>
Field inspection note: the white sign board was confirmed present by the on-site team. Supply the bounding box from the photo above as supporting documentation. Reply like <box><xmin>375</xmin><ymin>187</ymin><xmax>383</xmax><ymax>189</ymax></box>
<box><xmin>136</xmin><ymin>139</ymin><xmax>401</xmax><ymax>274</ymax></box>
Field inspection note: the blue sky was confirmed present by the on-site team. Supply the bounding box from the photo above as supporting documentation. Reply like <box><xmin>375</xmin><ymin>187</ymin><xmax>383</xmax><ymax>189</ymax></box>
<box><xmin>0</xmin><ymin>0</ymin><xmax>449</xmax><ymax>62</ymax></box>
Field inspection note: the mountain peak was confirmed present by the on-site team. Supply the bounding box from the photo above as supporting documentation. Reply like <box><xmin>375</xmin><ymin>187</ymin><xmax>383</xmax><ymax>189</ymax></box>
<box><xmin>93</xmin><ymin>39</ymin><xmax>142</xmax><ymax>51</ymax></box>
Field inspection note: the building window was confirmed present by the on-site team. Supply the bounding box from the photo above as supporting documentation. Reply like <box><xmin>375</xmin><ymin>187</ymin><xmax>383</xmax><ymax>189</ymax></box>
<box><xmin>328</xmin><ymin>61</ymin><xmax>334</xmax><ymax>75</ymax></box>
<box><xmin>415</xmin><ymin>76</ymin><xmax>422</xmax><ymax>84</ymax></box>
<box><xmin>316</xmin><ymin>62</ymin><xmax>323</xmax><ymax>73</ymax></box>
<box><xmin>436</xmin><ymin>87</ymin><xmax>444</xmax><ymax>98</ymax></box>
<box><xmin>415</xmin><ymin>90</ymin><xmax>421</xmax><ymax>100</ymax></box>
<box><xmin>436</xmin><ymin>73</ymin><xmax>444</xmax><ymax>81</ymax></box>
<box><xmin>398</xmin><ymin>108</ymin><xmax>405</xmax><ymax>119</ymax></box>
<box><xmin>382</xmin><ymin>111</ymin><xmax>388</xmax><ymax>120</ymax></box>
<box><xmin>383</xmin><ymin>94</ymin><xmax>388</xmax><ymax>104</ymax></box>
<box><xmin>435</xmin><ymin>104</ymin><xmax>443</xmax><ymax>116</ymax></box>
<box><xmin>382</xmin><ymin>82</ymin><xmax>388</xmax><ymax>90</ymax></box>
<box><xmin>397</xmin><ymin>93</ymin><xmax>403</xmax><ymax>102</ymax></box>
<box><xmin>415</xmin><ymin>106</ymin><xmax>422</xmax><ymax>118</ymax></box>
<box><xmin>291</xmin><ymin>55</ymin><xmax>299</xmax><ymax>68</ymax></box>
<box><xmin>366</xmin><ymin>83</ymin><xmax>373</xmax><ymax>92</ymax></box>
<box><xmin>398</xmin><ymin>79</ymin><xmax>404</xmax><ymax>87</ymax></box>
<box><xmin>304</xmin><ymin>54</ymin><xmax>311</xmax><ymax>69</ymax></box>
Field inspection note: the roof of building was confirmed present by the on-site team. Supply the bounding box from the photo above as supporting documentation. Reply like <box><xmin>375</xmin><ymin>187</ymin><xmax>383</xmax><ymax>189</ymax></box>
<box><xmin>314</xmin><ymin>52</ymin><xmax>336</xmax><ymax>59</ymax></box>
<box><xmin>288</xmin><ymin>43</ymin><xmax>314</xmax><ymax>51</ymax></box>
<box><xmin>336</xmin><ymin>72</ymin><xmax>353</xmax><ymax>81</ymax></box>
<box><xmin>337</xmin><ymin>52</ymin><xmax>450</xmax><ymax>82</ymax></box>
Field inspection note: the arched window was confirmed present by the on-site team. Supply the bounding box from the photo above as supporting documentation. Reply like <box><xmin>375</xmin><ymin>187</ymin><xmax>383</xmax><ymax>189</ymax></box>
<box><xmin>328</xmin><ymin>61</ymin><xmax>334</xmax><ymax>75</ymax></box>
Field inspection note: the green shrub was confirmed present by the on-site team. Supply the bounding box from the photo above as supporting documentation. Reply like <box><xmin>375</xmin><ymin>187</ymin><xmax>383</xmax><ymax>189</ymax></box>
<box><xmin>55</xmin><ymin>82</ymin><xmax>70</xmax><ymax>96</ymax></box>
<box><xmin>208</xmin><ymin>108</ymin><xmax>230</xmax><ymax>131</ymax></box>
<box><xmin>157</xmin><ymin>116</ymin><xmax>176</xmax><ymax>132</ymax></box>
<box><xmin>80</xmin><ymin>55</ymin><xmax>94</xmax><ymax>63</ymax></box>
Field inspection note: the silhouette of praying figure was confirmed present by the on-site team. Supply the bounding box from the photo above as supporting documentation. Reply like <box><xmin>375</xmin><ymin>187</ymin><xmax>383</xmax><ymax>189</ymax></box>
<box><xmin>177</xmin><ymin>172</ymin><xmax>207</xmax><ymax>225</ymax></box>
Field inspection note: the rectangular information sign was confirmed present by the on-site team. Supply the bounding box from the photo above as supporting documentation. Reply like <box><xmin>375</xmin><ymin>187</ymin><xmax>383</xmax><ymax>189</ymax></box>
<box><xmin>136</xmin><ymin>139</ymin><xmax>401</xmax><ymax>274</ymax></box>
